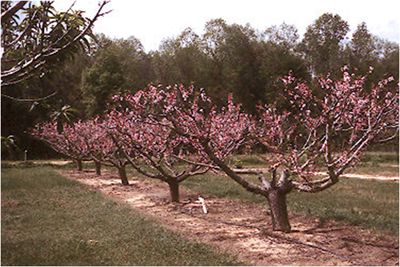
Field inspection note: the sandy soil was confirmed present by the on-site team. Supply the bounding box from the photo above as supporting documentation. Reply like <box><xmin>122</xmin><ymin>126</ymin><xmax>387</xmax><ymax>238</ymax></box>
<box><xmin>312</xmin><ymin>171</ymin><xmax>399</xmax><ymax>182</ymax></box>
<box><xmin>341</xmin><ymin>173</ymin><xmax>399</xmax><ymax>182</ymax></box>
<box><xmin>253</xmin><ymin>167</ymin><xmax>399</xmax><ymax>183</ymax></box>
<box><xmin>58</xmin><ymin>169</ymin><xmax>399</xmax><ymax>266</ymax></box>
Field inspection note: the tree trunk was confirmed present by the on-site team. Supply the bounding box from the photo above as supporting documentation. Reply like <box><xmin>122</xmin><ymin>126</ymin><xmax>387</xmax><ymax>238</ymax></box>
<box><xmin>267</xmin><ymin>188</ymin><xmax>291</xmax><ymax>233</ymax></box>
<box><xmin>168</xmin><ymin>179</ymin><xmax>180</xmax><ymax>203</ymax></box>
<box><xmin>76</xmin><ymin>159</ymin><xmax>83</xmax><ymax>171</ymax></box>
<box><xmin>95</xmin><ymin>161</ymin><xmax>101</xmax><ymax>175</ymax></box>
<box><xmin>118</xmin><ymin>165</ymin><xmax>129</xmax><ymax>186</ymax></box>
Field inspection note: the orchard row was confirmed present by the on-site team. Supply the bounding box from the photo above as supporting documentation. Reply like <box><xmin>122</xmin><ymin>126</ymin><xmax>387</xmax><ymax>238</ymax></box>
<box><xmin>32</xmin><ymin>70</ymin><xmax>398</xmax><ymax>232</ymax></box>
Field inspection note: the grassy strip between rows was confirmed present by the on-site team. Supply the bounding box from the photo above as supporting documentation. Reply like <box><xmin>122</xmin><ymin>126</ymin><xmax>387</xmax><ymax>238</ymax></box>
<box><xmin>1</xmin><ymin>167</ymin><xmax>241</xmax><ymax>266</ymax></box>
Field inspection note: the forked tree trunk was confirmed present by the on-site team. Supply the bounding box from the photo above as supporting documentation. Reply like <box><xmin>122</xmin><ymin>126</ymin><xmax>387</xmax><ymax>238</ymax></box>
<box><xmin>118</xmin><ymin>165</ymin><xmax>129</xmax><ymax>186</ymax></box>
<box><xmin>202</xmin><ymin>142</ymin><xmax>293</xmax><ymax>232</ymax></box>
<box><xmin>168</xmin><ymin>179</ymin><xmax>180</xmax><ymax>203</ymax></box>
<box><xmin>266</xmin><ymin>188</ymin><xmax>291</xmax><ymax>233</ymax></box>
<box><xmin>95</xmin><ymin>161</ymin><xmax>101</xmax><ymax>175</ymax></box>
<box><xmin>76</xmin><ymin>159</ymin><xmax>83</xmax><ymax>171</ymax></box>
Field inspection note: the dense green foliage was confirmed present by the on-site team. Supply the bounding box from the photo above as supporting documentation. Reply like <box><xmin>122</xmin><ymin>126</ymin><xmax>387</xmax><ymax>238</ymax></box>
<box><xmin>2</xmin><ymin>11</ymin><xmax>399</xmax><ymax>159</ymax></box>
<box><xmin>81</xmin><ymin>35</ymin><xmax>154</xmax><ymax>117</ymax></box>
<box><xmin>1</xmin><ymin>167</ymin><xmax>241</xmax><ymax>266</ymax></box>
<box><xmin>1</xmin><ymin>1</ymin><xmax>104</xmax><ymax>159</ymax></box>
<box><xmin>301</xmin><ymin>13</ymin><xmax>350</xmax><ymax>79</ymax></box>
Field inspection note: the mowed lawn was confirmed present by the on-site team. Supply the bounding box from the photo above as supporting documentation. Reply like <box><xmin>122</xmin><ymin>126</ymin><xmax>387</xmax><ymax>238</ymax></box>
<box><xmin>1</xmin><ymin>167</ymin><xmax>241</xmax><ymax>266</ymax></box>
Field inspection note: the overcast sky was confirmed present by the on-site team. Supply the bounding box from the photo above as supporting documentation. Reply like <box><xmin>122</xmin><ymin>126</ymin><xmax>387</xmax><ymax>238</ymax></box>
<box><xmin>54</xmin><ymin>0</ymin><xmax>400</xmax><ymax>52</ymax></box>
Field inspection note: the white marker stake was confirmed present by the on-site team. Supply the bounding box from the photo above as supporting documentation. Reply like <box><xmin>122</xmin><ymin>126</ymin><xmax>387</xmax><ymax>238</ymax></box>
<box><xmin>198</xmin><ymin>196</ymin><xmax>208</xmax><ymax>214</ymax></box>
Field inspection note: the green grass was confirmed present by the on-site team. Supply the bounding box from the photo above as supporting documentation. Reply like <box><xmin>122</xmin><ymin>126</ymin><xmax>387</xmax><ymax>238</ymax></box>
<box><xmin>360</xmin><ymin>151</ymin><xmax>399</xmax><ymax>163</ymax></box>
<box><xmin>347</xmin><ymin>151</ymin><xmax>399</xmax><ymax>175</ymax></box>
<box><xmin>288</xmin><ymin>178</ymin><xmax>399</xmax><ymax>235</ymax></box>
<box><xmin>1</xmin><ymin>167</ymin><xmax>241</xmax><ymax>266</ymax></box>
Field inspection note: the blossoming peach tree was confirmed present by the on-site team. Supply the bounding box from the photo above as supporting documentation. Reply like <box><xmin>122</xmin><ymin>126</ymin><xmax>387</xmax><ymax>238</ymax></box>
<box><xmin>77</xmin><ymin>118</ymin><xmax>131</xmax><ymax>183</ymax></box>
<box><xmin>32</xmin><ymin>121</ymin><xmax>90</xmax><ymax>171</ymax></box>
<box><xmin>241</xmin><ymin>69</ymin><xmax>399</xmax><ymax>232</ymax></box>
<box><xmin>32</xmin><ymin>118</ymin><xmax>131</xmax><ymax>184</ymax></box>
<box><xmin>106</xmin><ymin>85</ymin><xmax>250</xmax><ymax>202</ymax></box>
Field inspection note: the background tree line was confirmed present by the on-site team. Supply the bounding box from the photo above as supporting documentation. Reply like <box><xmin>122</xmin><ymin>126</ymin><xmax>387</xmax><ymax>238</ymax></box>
<box><xmin>2</xmin><ymin>11</ymin><xmax>399</xmax><ymax>159</ymax></box>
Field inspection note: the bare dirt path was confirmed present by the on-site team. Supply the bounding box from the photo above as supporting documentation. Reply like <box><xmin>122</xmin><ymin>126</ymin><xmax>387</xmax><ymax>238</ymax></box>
<box><xmin>340</xmin><ymin>173</ymin><xmax>399</xmax><ymax>182</ymax></box>
<box><xmin>312</xmin><ymin>170</ymin><xmax>399</xmax><ymax>182</ymax></box>
<box><xmin>59</xmin><ymin>170</ymin><xmax>399</xmax><ymax>266</ymax></box>
<box><xmin>250</xmin><ymin>167</ymin><xmax>399</xmax><ymax>182</ymax></box>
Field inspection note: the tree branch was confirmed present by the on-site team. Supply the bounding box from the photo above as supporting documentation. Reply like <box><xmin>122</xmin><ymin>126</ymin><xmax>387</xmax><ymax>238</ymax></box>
<box><xmin>291</xmin><ymin>169</ymin><xmax>339</xmax><ymax>193</ymax></box>
<box><xmin>1</xmin><ymin>1</ymin><xmax>27</xmax><ymax>23</ymax></box>
<box><xmin>1</xmin><ymin>91</ymin><xmax>57</xmax><ymax>102</ymax></box>
<box><xmin>1</xmin><ymin>1</ymin><xmax>110</xmax><ymax>86</ymax></box>
<box><xmin>202</xmin><ymin>139</ymin><xmax>269</xmax><ymax>196</ymax></box>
